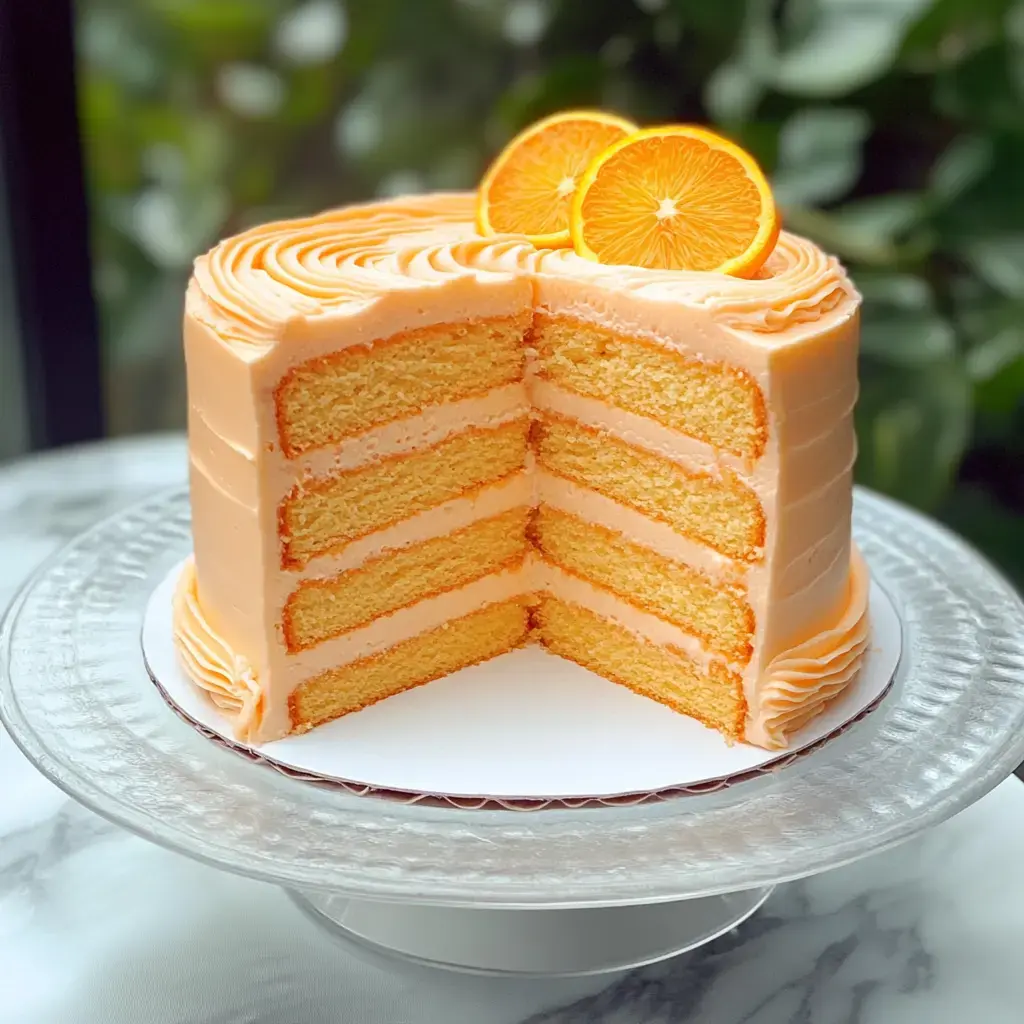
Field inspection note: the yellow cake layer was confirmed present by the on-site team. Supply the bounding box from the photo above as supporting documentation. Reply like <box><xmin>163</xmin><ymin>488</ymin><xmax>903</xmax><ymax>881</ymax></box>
<box><xmin>284</xmin><ymin>506</ymin><xmax>531</xmax><ymax>652</ymax></box>
<box><xmin>279</xmin><ymin>418</ymin><xmax>531</xmax><ymax>568</ymax></box>
<box><xmin>289</xmin><ymin>598</ymin><xmax>532</xmax><ymax>731</ymax></box>
<box><xmin>531</xmin><ymin>506</ymin><xmax>753</xmax><ymax>663</ymax></box>
<box><xmin>276</xmin><ymin>314</ymin><xmax>531</xmax><ymax>457</ymax></box>
<box><xmin>532</xmin><ymin>314</ymin><xmax>767</xmax><ymax>458</ymax></box>
<box><xmin>533</xmin><ymin>595</ymin><xmax>745</xmax><ymax>741</ymax></box>
<box><xmin>533</xmin><ymin>416</ymin><xmax>764</xmax><ymax>561</ymax></box>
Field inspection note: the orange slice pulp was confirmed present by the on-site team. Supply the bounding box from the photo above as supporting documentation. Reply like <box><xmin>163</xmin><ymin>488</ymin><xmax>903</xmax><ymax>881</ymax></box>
<box><xmin>476</xmin><ymin>110</ymin><xmax>638</xmax><ymax>247</ymax></box>
<box><xmin>570</xmin><ymin>125</ymin><xmax>780</xmax><ymax>277</ymax></box>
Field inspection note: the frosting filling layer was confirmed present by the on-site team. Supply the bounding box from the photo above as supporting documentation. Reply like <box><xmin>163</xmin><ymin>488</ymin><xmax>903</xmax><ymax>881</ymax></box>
<box><xmin>174</xmin><ymin>543</ymin><xmax>870</xmax><ymax>751</ymax></box>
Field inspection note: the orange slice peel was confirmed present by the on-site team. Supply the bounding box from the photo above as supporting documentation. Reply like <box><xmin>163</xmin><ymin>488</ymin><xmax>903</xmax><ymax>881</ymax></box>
<box><xmin>476</xmin><ymin>109</ymin><xmax>638</xmax><ymax>247</ymax></box>
<box><xmin>569</xmin><ymin>125</ymin><xmax>780</xmax><ymax>277</ymax></box>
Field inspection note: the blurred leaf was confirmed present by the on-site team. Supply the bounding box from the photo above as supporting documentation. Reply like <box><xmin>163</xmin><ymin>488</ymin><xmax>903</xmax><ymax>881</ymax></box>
<box><xmin>493</xmin><ymin>56</ymin><xmax>608</xmax><ymax>131</ymax></box>
<box><xmin>182</xmin><ymin>115</ymin><xmax>233</xmax><ymax>184</ymax></box>
<box><xmin>1010</xmin><ymin>0</ymin><xmax>1024</xmax><ymax>41</ymax></box>
<box><xmin>901</xmin><ymin>0</ymin><xmax>1014</xmax><ymax>69</ymax></box>
<box><xmin>111</xmin><ymin>270</ymin><xmax>190</xmax><ymax>361</ymax></box>
<box><xmin>773</xmin><ymin>3</ymin><xmax>930</xmax><ymax>97</ymax></box>
<box><xmin>704</xmin><ymin>61</ymin><xmax>764</xmax><ymax>124</ymax></box>
<box><xmin>959</xmin><ymin>297</ymin><xmax>1024</xmax><ymax>380</ymax></box>
<box><xmin>736</xmin><ymin>0</ymin><xmax>778</xmax><ymax>78</ymax></box>
<box><xmin>966</xmin><ymin>327</ymin><xmax>1024</xmax><ymax>381</ymax></box>
<box><xmin>857</xmin><ymin>270</ymin><xmax>955</xmax><ymax>366</ymax></box>
<box><xmin>973</xmin><ymin>354</ymin><xmax>1024</xmax><ymax>434</ymax></box>
<box><xmin>216</xmin><ymin>63</ymin><xmax>286</xmax><ymax>119</ymax></box>
<box><xmin>428</xmin><ymin>145</ymin><xmax>480</xmax><ymax>189</ymax></box>
<box><xmin>652</xmin><ymin>10</ymin><xmax>684</xmax><ymax>50</ymax></box>
<box><xmin>964</xmin><ymin>235</ymin><xmax>1024</xmax><ymax>297</ymax></box>
<box><xmin>935</xmin><ymin>42</ymin><xmax>1024</xmax><ymax>129</ymax></box>
<box><xmin>783</xmin><ymin>206</ymin><xmax>895</xmax><ymax>264</ymax></box>
<box><xmin>861</xmin><ymin>309</ymin><xmax>955</xmax><ymax>365</ymax></box>
<box><xmin>779</xmin><ymin>0</ymin><xmax>817</xmax><ymax>38</ymax></box>
<box><xmin>79</xmin><ymin>76</ymin><xmax>142</xmax><ymax>191</ymax></box>
<box><xmin>928</xmin><ymin>134</ymin><xmax>994</xmax><ymax>200</ymax></box>
<box><xmin>126</xmin><ymin>186</ymin><xmax>229</xmax><ymax>268</ymax></box>
<box><xmin>772</xmin><ymin>107</ymin><xmax>870</xmax><ymax>206</ymax></box>
<box><xmin>152</xmin><ymin>0</ymin><xmax>280</xmax><ymax>43</ymax></box>
<box><xmin>273</xmin><ymin>0</ymin><xmax>348</xmax><ymax>65</ymax></box>
<box><xmin>284</xmin><ymin>65</ymin><xmax>343</xmax><ymax>125</ymax></box>
<box><xmin>784</xmin><ymin>193</ymin><xmax>927</xmax><ymax>265</ymax></box>
<box><xmin>936</xmin><ymin>137</ymin><xmax>1024</xmax><ymax>249</ymax></box>
<box><xmin>836</xmin><ymin>192</ymin><xmax>934</xmax><ymax>263</ymax></box>
<box><xmin>503</xmin><ymin>0</ymin><xmax>552</xmax><ymax>48</ymax></box>
<box><xmin>234</xmin><ymin>158</ymin><xmax>276</xmax><ymax>206</ymax></box>
<box><xmin>856</xmin><ymin>357</ymin><xmax>972</xmax><ymax>509</ymax></box>
<box><xmin>79</xmin><ymin>9</ymin><xmax>160</xmax><ymax>90</ymax></box>
<box><xmin>704</xmin><ymin>0</ymin><xmax>775</xmax><ymax>124</ymax></box>
<box><xmin>853</xmin><ymin>270</ymin><xmax>932</xmax><ymax>307</ymax></box>
<box><xmin>668</xmin><ymin>0</ymin><xmax>747</xmax><ymax>44</ymax></box>
<box><xmin>454</xmin><ymin>0</ymin><xmax>517</xmax><ymax>37</ymax></box>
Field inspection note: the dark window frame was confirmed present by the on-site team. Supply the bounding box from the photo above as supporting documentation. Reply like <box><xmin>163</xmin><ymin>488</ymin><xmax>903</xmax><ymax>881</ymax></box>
<box><xmin>0</xmin><ymin>0</ymin><xmax>104</xmax><ymax>450</ymax></box>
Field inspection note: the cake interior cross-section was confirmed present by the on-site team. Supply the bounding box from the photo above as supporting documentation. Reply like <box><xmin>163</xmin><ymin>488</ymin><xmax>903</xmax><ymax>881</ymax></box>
<box><xmin>173</xmin><ymin>191</ymin><xmax>870</xmax><ymax>753</ymax></box>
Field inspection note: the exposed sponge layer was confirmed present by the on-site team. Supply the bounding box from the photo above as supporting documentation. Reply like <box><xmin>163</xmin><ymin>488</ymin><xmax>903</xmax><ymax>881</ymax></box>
<box><xmin>532</xmin><ymin>313</ymin><xmax>767</xmax><ymax>458</ymax></box>
<box><xmin>284</xmin><ymin>506</ymin><xmax>531</xmax><ymax>652</ymax></box>
<box><xmin>532</xmin><ymin>506</ymin><xmax>753</xmax><ymax>663</ymax></box>
<box><xmin>533</xmin><ymin>595</ymin><xmax>746</xmax><ymax>740</ymax></box>
<box><xmin>276</xmin><ymin>314</ymin><xmax>530</xmax><ymax>457</ymax></box>
<box><xmin>289</xmin><ymin>598</ymin><xmax>532</xmax><ymax>731</ymax></box>
<box><xmin>534</xmin><ymin>416</ymin><xmax>764</xmax><ymax>561</ymax></box>
<box><xmin>279</xmin><ymin>418</ymin><xmax>530</xmax><ymax>568</ymax></box>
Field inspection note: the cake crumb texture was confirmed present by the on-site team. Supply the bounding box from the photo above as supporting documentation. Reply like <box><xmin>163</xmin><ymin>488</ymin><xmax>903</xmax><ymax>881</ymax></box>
<box><xmin>284</xmin><ymin>506</ymin><xmax>531</xmax><ymax>651</ymax></box>
<box><xmin>532</xmin><ymin>314</ymin><xmax>767</xmax><ymax>458</ymax></box>
<box><xmin>276</xmin><ymin>314</ymin><xmax>531</xmax><ymax>457</ymax></box>
<box><xmin>279</xmin><ymin>418</ymin><xmax>530</xmax><ymax>568</ymax></box>
<box><xmin>531</xmin><ymin>505</ymin><xmax>753</xmax><ymax>663</ymax></box>
<box><xmin>534</xmin><ymin>416</ymin><xmax>764</xmax><ymax>561</ymax></box>
<box><xmin>533</xmin><ymin>595</ymin><xmax>746</xmax><ymax>740</ymax></box>
<box><xmin>289</xmin><ymin>598</ymin><xmax>532</xmax><ymax>731</ymax></box>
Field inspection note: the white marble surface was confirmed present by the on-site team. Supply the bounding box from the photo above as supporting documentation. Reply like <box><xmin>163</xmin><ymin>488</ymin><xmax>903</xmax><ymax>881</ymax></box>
<box><xmin>2</xmin><ymin>436</ymin><xmax>1024</xmax><ymax>1023</ymax></box>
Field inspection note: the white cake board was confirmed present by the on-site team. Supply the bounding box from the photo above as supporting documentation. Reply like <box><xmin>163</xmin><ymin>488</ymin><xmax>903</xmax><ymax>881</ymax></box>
<box><xmin>143</xmin><ymin>560</ymin><xmax>900</xmax><ymax>805</ymax></box>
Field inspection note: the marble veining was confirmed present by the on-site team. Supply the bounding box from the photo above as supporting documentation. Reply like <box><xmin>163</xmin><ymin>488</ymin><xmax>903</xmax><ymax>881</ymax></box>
<box><xmin>2</xmin><ymin>436</ymin><xmax>1024</xmax><ymax>1023</ymax></box>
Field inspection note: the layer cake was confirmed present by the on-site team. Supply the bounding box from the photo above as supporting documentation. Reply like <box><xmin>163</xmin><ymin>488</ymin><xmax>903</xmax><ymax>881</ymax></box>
<box><xmin>174</xmin><ymin>190</ymin><xmax>869</xmax><ymax>751</ymax></box>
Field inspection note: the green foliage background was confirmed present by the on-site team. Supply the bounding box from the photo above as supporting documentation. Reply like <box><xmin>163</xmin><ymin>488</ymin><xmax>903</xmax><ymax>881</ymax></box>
<box><xmin>79</xmin><ymin>0</ymin><xmax>1024</xmax><ymax>584</ymax></box>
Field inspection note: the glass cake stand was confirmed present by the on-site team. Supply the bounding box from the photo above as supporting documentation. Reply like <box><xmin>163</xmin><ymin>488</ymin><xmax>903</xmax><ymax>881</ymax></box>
<box><xmin>2</xmin><ymin>487</ymin><xmax>1024</xmax><ymax>977</ymax></box>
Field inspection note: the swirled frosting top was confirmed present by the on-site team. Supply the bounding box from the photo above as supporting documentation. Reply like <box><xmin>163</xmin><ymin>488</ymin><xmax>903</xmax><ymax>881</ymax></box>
<box><xmin>187</xmin><ymin>191</ymin><xmax>855</xmax><ymax>344</ymax></box>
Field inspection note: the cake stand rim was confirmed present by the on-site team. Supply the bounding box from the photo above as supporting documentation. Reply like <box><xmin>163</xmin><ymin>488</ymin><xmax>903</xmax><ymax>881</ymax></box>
<box><xmin>2</xmin><ymin>482</ymin><xmax>1023</xmax><ymax>908</ymax></box>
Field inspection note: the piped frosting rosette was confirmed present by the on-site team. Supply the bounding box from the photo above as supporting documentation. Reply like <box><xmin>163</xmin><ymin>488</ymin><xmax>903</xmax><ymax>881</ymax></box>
<box><xmin>748</xmin><ymin>549</ymin><xmax>872</xmax><ymax>750</ymax></box>
<box><xmin>188</xmin><ymin>192</ymin><xmax>856</xmax><ymax>345</ymax></box>
<box><xmin>172</xmin><ymin>558</ymin><xmax>264</xmax><ymax>742</ymax></box>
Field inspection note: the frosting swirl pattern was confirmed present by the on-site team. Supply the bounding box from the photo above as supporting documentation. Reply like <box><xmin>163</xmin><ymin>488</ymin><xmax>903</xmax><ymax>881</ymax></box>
<box><xmin>188</xmin><ymin>192</ymin><xmax>854</xmax><ymax>344</ymax></box>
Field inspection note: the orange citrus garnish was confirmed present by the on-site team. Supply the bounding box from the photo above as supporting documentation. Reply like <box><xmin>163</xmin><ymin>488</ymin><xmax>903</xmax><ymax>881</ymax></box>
<box><xmin>477</xmin><ymin>110</ymin><xmax>638</xmax><ymax>247</ymax></box>
<box><xmin>570</xmin><ymin>125</ymin><xmax>780</xmax><ymax>277</ymax></box>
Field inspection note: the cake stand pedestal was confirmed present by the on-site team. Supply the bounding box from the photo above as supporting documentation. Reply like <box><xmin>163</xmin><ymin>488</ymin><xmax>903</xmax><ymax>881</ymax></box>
<box><xmin>287</xmin><ymin>888</ymin><xmax>774</xmax><ymax>977</ymax></box>
<box><xmin>2</xmin><ymin>486</ymin><xmax>1024</xmax><ymax>979</ymax></box>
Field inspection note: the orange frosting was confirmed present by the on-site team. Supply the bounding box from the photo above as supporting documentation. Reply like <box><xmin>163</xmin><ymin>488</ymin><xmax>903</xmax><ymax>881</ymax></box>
<box><xmin>172</xmin><ymin>557</ymin><xmax>264</xmax><ymax>741</ymax></box>
<box><xmin>188</xmin><ymin>192</ymin><xmax>849</xmax><ymax>341</ymax></box>
<box><xmin>176</xmin><ymin>191</ymin><xmax>868</xmax><ymax>750</ymax></box>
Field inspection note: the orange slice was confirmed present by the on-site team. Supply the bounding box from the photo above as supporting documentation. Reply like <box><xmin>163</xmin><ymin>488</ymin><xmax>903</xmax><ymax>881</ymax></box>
<box><xmin>570</xmin><ymin>125</ymin><xmax>780</xmax><ymax>276</ymax></box>
<box><xmin>477</xmin><ymin>110</ymin><xmax>637</xmax><ymax>247</ymax></box>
